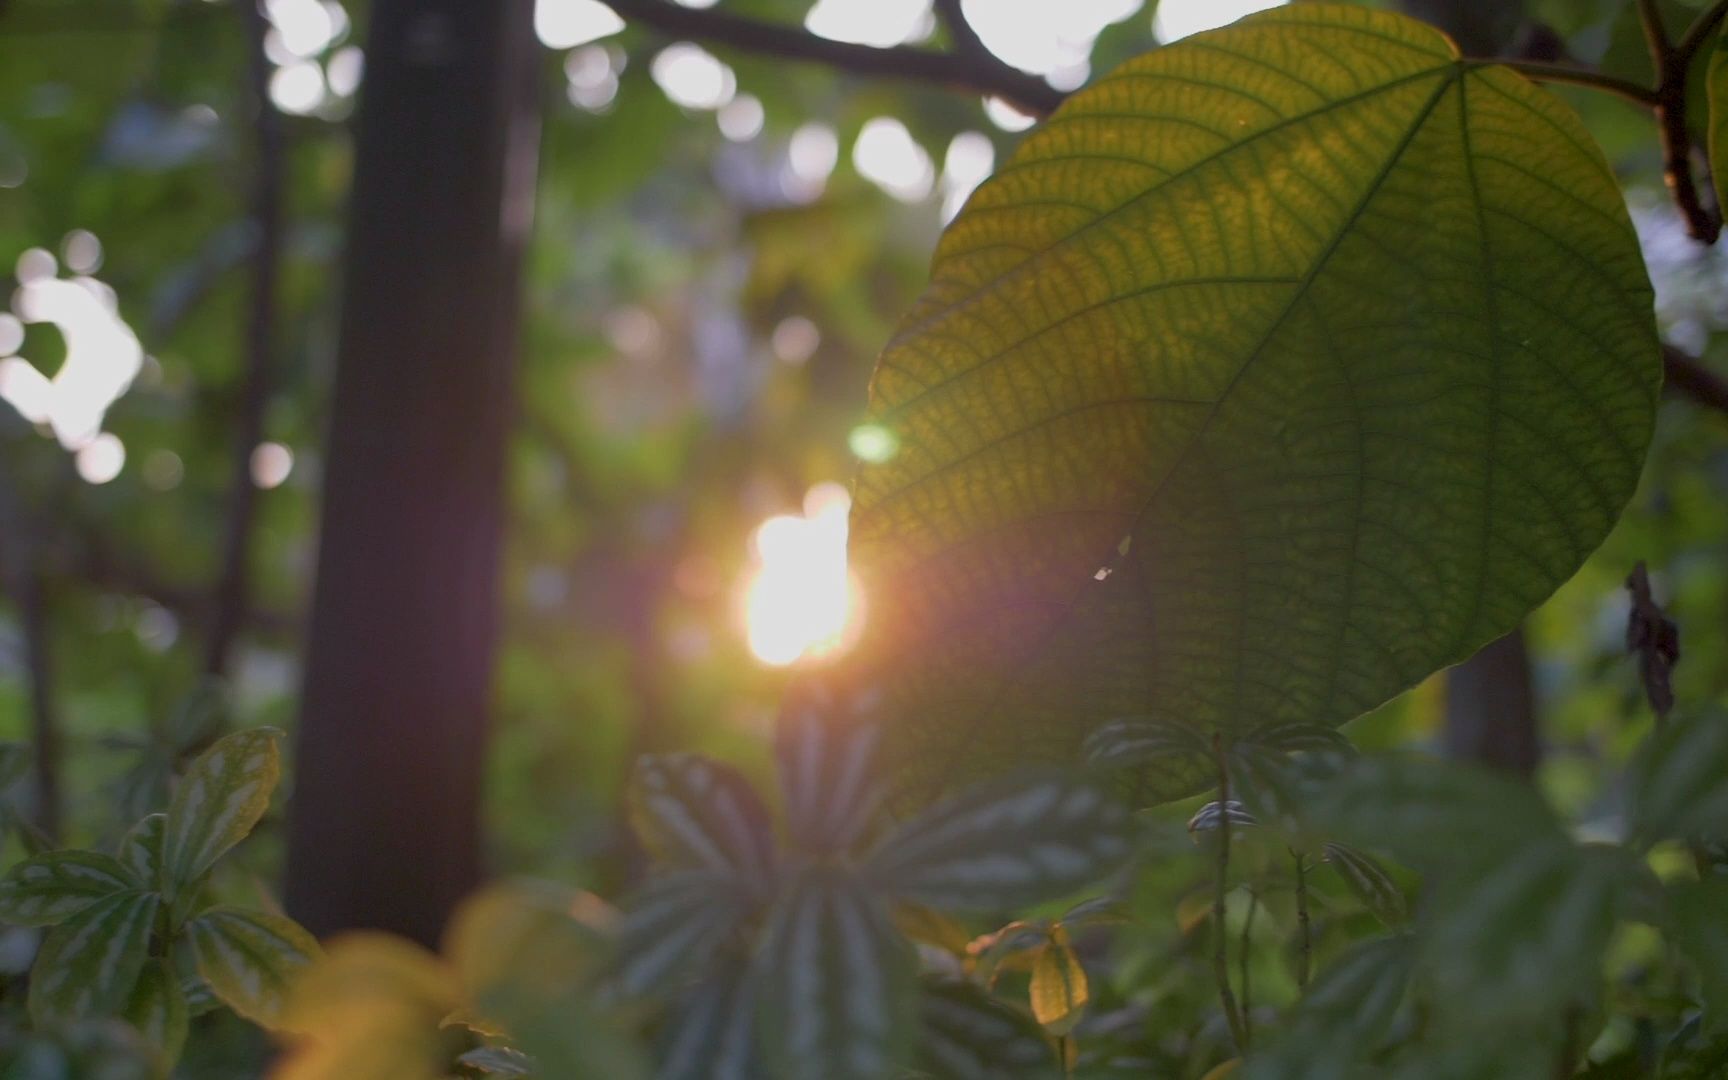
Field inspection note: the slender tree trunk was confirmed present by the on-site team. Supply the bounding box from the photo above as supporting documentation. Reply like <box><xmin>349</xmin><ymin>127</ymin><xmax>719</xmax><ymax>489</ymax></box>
<box><xmin>0</xmin><ymin>462</ymin><xmax>59</xmax><ymax>840</ymax></box>
<box><xmin>204</xmin><ymin>0</ymin><xmax>287</xmax><ymax>681</ymax></box>
<box><xmin>285</xmin><ymin>0</ymin><xmax>540</xmax><ymax>944</ymax></box>
<box><xmin>1443</xmin><ymin>627</ymin><xmax>1540</xmax><ymax>776</ymax></box>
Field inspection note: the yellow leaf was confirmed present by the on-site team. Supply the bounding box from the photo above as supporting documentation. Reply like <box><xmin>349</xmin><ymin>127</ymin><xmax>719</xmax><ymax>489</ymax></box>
<box><xmin>1029</xmin><ymin>940</ymin><xmax>1089</xmax><ymax>1036</ymax></box>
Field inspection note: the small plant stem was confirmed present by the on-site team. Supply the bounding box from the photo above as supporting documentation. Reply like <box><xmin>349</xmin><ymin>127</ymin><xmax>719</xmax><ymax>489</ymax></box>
<box><xmin>1211</xmin><ymin>734</ymin><xmax>1250</xmax><ymax>1053</ymax></box>
<box><xmin>1239</xmin><ymin>889</ymin><xmax>1259</xmax><ymax>1045</ymax></box>
<box><xmin>1293</xmin><ymin>848</ymin><xmax>1312</xmax><ymax>990</ymax></box>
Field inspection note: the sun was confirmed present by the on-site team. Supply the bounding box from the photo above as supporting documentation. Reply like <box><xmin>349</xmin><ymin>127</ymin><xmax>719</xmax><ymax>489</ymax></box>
<box><xmin>742</xmin><ymin>481</ymin><xmax>866</xmax><ymax>666</ymax></box>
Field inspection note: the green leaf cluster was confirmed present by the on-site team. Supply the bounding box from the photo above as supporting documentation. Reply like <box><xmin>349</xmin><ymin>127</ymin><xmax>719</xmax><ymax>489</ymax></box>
<box><xmin>0</xmin><ymin>728</ymin><xmax>315</xmax><ymax>1075</ymax></box>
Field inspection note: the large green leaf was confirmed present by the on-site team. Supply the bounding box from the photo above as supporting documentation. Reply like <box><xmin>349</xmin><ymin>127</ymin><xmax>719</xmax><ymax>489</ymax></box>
<box><xmin>848</xmin><ymin>3</ymin><xmax>1658</xmax><ymax>804</ymax></box>
<box><xmin>161</xmin><ymin>728</ymin><xmax>282</xmax><ymax>890</ymax></box>
<box><xmin>28</xmin><ymin>890</ymin><xmax>159</xmax><ymax>1026</ymax></box>
<box><xmin>184</xmin><ymin>906</ymin><xmax>320</xmax><ymax>1029</ymax></box>
<box><xmin>0</xmin><ymin>849</ymin><xmax>138</xmax><ymax>927</ymax></box>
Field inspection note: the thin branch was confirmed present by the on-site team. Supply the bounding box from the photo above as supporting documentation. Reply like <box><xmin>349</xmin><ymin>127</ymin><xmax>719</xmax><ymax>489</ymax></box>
<box><xmin>1493</xmin><ymin>60</ymin><xmax>1658</xmax><ymax>106</ymax></box>
<box><xmin>1238</xmin><ymin>889</ymin><xmax>1258</xmax><ymax>1045</ymax></box>
<box><xmin>1292</xmin><ymin>848</ymin><xmax>1312</xmax><ymax>990</ymax></box>
<box><xmin>603</xmin><ymin>0</ymin><xmax>1064</xmax><ymax>117</ymax></box>
<box><xmin>932</xmin><ymin>0</ymin><xmax>987</xmax><ymax>61</ymax></box>
<box><xmin>205</xmin><ymin>0</ymin><xmax>288</xmax><ymax>679</ymax></box>
<box><xmin>1638</xmin><ymin>0</ymin><xmax>1672</xmax><ymax>68</ymax></box>
<box><xmin>1211</xmin><ymin>734</ymin><xmax>1250</xmax><ymax>1053</ymax></box>
<box><xmin>1675</xmin><ymin>0</ymin><xmax>1728</xmax><ymax>67</ymax></box>
<box><xmin>1666</xmin><ymin>345</ymin><xmax>1728</xmax><ymax>414</ymax></box>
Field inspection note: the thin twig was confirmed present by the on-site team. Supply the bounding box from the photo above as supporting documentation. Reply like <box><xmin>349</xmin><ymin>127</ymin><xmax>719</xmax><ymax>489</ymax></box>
<box><xmin>1239</xmin><ymin>889</ymin><xmax>1258</xmax><ymax>1045</ymax></box>
<box><xmin>1676</xmin><ymin>0</ymin><xmax>1728</xmax><ymax>67</ymax></box>
<box><xmin>1636</xmin><ymin>0</ymin><xmax>1724</xmax><ymax>242</ymax></box>
<box><xmin>932</xmin><ymin>0</ymin><xmax>987</xmax><ymax>61</ymax></box>
<box><xmin>1293</xmin><ymin>848</ymin><xmax>1312</xmax><ymax>990</ymax></box>
<box><xmin>1493</xmin><ymin>60</ymin><xmax>1658</xmax><ymax>105</ymax></box>
<box><xmin>1666</xmin><ymin>346</ymin><xmax>1728</xmax><ymax>415</ymax></box>
<box><xmin>1211</xmin><ymin>734</ymin><xmax>1249</xmax><ymax>1053</ymax></box>
<box><xmin>205</xmin><ymin>0</ymin><xmax>288</xmax><ymax>679</ymax></box>
<box><xmin>603</xmin><ymin>0</ymin><xmax>1064</xmax><ymax>116</ymax></box>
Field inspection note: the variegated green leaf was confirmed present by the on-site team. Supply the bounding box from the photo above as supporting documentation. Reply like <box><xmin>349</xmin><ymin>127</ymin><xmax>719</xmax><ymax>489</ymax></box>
<box><xmin>916</xmin><ymin>979</ymin><xmax>1054</xmax><ymax>1080</ymax></box>
<box><xmin>1027</xmin><ymin>935</ymin><xmax>1087</xmax><ymax>1036</ymax></box>
<box><xmin>116</xmin><ymin>814</ymin><xmax>166</xmax><ymax>891</ymax></box>
<box><xmin>0</xmin><ymin>849</ymin><xmax>139</xmax><ymax>927</ymax></box>
<box><xmin>185</xmin><ymin>906</ymin><xmax>320</xmax><ymax>1029</ymax></box>
<box><xmin>627</xmin><ymin>753</ymin><xmax>776</xmax><ymax>884</ymax></box>
<box><xmin>1627</xmin><ymin>709</ymin><xmax>1728</xmax><ymax>847</ymax></box>
<box><xmin>1082</xmin><ymin>721</ymin><xmax>1212</xmax><ymax>804</ymax></box>
<box><xmin>1239</xmin><ymin>722</ymin><xmax>1356</xmax><ymax>757</ymax></box>
<box><xmin>863</xmin><ymin>773</ymin><xmax>1133</xmax><ymax>910</ymax></box>
<box><xmin>777</xmin><ymin>683</ymin><xmax>886</xmax><ymax>854</ymax></box>
<box><xmin>1322</xmin><ymin>842</ymin><xmax>1407</xmax><ymax>926</ymax></box>
<box><xmin>1187</xmin><ymin>800</ymin><xmax>1257</xmax><ymax>839</ymax></box>
<box><xmin>613</xmin><ymin>870</ymin><xmax>753</xmax><ymax>999</ymax></box>
<box><xmin>659</xmin><ymin>949</ymin><xmax>760</xmax><ymax>1080</ymax></box>
<box><xmin>755</xmin><ymin>864</ymin><xmax>918</xmax><ymax>1080</ymax></box>
<box><xmin>122</xmin><ymin>959</ymin><xmax>188</xmax><ymax>1070</ymax></box>
<box><xmin>1057</xmin><ymin>896</ymin><xmax>1128</xmax><ymax>928</ymax></box>
<box><xmin>161</xmin><ymin>728</ymin><xmax>282</xmax><ymax>889</ymax></box>
<box><xmin>29</xmin><ymin>890</ymin><xmax>159</xmax><ymax>1026</ymax></box>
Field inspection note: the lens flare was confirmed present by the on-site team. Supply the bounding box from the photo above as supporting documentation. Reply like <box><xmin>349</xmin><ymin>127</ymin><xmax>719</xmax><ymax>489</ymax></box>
<box><xmin>742</xmin><ymin>482</ymin><xmax>865</xmax><ymax>667</ymax></box>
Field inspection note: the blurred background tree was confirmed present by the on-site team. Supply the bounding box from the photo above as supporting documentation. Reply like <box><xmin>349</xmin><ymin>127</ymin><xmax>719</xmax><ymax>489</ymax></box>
<box><xmin>1</xmin><ymin>0</ymin><xmax>1726</xmax><ymax>960</ymax></box>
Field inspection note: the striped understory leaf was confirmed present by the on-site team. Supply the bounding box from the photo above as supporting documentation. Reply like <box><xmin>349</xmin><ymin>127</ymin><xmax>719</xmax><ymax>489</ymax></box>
<box><xmin>162</xmin><ymin>728</ymin><xmax>283</xmax><ymax>891</ymax></box>
<box><xmin>916</xmin><ymin>978</ymin><xmax>1054</xmax><ymax>1079</ymax></box>
<box><xmin>754</xmin><ymin>863</ymin><xmax>918</xmax><ymax>1080</ymax></box>
<box><xmin>627</xmin><ymin>753</ymin><xmax>777</xmax><ymax>885</ymax></box>
<box><xmin>862</xmin><ymin>773</ymin><xmax>1133</xmax><ymax>910</ymax></box>
<box><xmin>1322</xmin><ymin>842</ymin><xmax>1408</xmax><ymax>927</ymax></box>
<box><xmin>28</xmin><ymin>889</ymin><xmax>160</xmax><ymax>1026</ymax></box>
<box><xmin>658</xmin><ymin>949</ymin><xmax>760</xmax><ymax>1080</ymax></box>
<box><xmin>184</xmin><ymin>905</ymin><xmax>321</xmax><ymax>1029</ymax></box>
<box><xmin>612</xmin><ymin>870</ymin><xmax>754</xmax><ymax>999</ymax></box>
<box><xmin>0</xmin><ymin>849</ymin><xmax>139</xmax><ymax>927</ymax></box>
<box><xmin>776</xmin><ymin>683</ymin><xmax>887</xmax><ymax>854</ymax></box>
<box><xmin>123</xmin><ymin>959</ymin><xmax>189</xmax><ymax>1069</ymax></box>
<box><xmin>115</xmin><ymin>813</ymin><xmax>166</xmax><ymax>891</ymax></box>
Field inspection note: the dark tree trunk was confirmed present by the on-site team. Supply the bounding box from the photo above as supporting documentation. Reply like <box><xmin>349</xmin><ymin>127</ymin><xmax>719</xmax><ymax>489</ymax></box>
<box><xmin>284</xmin><ymin>0</ymin><xmax>540</xmax><ymax>945</ymax></box>
<box><xmin>1443</xmin><ymin>627</ymin><xmax>1540</xmax><ymax>777</ymax></box>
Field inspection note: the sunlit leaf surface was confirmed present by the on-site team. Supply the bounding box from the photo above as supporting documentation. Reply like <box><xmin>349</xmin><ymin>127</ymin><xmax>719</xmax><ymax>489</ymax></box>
<box><xmin>850</xmin><ymin>4</ymin><xmax>1658</xmax><ymax>804</ymax></box>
